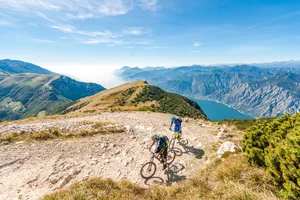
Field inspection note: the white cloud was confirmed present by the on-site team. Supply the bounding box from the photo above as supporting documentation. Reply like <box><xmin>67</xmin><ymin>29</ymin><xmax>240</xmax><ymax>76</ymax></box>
<box><xmin>193</xmin><ymin>42</ymin><xmax>202</xmax><ymax>47</ymax></box>
<box><xmin>138</xmin><ymin>0</ymin><xmax>159</xmax><ymax>11</ymax></box>
<box><xmin>47</xmin><ymin>21</ymin><xmax>152</xmax><ymax>46</ymax></box>
<box><xmin>0</xmin><ymin>0</ymin><xmax>159</xmax><ymax>19</ymax></box>
<box><xmin>51</xmin><ymin>24</ymin><xmax>75</xmax><ymax>32</ymax></box>
<box><xmin>0</xmin><ymin>20</ymin><xmax>12</xmax><ymax>26</ymax></box>
<box><xmin>82</xmin><ymin>38</ymin><xmax>123</xmax><ymax>45</ymax></box>
<box><xmin>32</xmin><ymin>38</ymin><xmax>55</xmax><ymax>43</ymax></box>
<box><xmin>122</xmin><ymin>27</ymin><xmax>148</xmax><ymax>35</ymax></box>
<box><xmin>36</xmin><ymin>12</ymin><xmax>58</xmax><ymax>23</ymax></box>
<box><xmin>77</xmin><ymin>30</ymin><xmax>115</xmax><ymax>38</ymax></box>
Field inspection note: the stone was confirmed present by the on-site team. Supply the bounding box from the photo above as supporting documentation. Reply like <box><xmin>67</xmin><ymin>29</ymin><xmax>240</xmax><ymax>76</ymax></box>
<box><xmin>197</xmin><ymin>142</ymin><xmax>203</xmax><ymax>148</ymax></box>
<box><xmin>50</xmin><ymin>176</ymin><xmax>61</xmax><ymax>184</ymax></box>
<box><xmin>26</xmin><ymin>176</ymin><xmax>38</xmax><ymax>184</ymax></box>
<box><xmin>217</xmin><ymin>141</ymin><xmax>238</xmax><ymax>158</ymax></box>
<box><xmin>184</xmin><ymin>118</ymin><xmax>189</xmax><ymax>122</ymax></box>
<box><xmin>110</xmin><ymin>143</ymin><xmax>116</xmax><ymax>148</ymax></box>
<box><xmin>71</xmin><ymin>169</ymin><xmax>81</xmax><ymax>176</ymax></box>
<box><xmin>1</xmin><ymin>141</ymin><xmax>9</xmax><ymax>145</ymax></box>
<box><xmin>124</xmin><ymin>161</ymin><xmax>129</xmax><ymax>167</ymax></box>
<box><xmin>216</xmin><ymin>131</ymin><xmax>224</xmax><ymax>139</ymax></box>
<box><xmin>56</xmin><ymin>174</ymin><xmax>73</xmax><ymax>188</ymax></box>
<box><xmin>113</xmin><ymin>150</ymin><xmax>121</xmax><ymax>156</ymax></box>
<box><xmin>63</xmin><ymin>164</ymin><xmax>73</xmax><ymax>171</ymax></box>
<box><xmin>117</xmin><ymin>171</ymin><xmax>121</xmax><ymax>177</ymax></box>
<box><xmin>16</xmin><ymin>141</ymin><xmax>25</xmax><ymax>145</ymax></box>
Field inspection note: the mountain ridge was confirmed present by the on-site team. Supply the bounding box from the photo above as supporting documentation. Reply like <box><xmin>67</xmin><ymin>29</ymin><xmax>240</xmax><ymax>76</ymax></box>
<box><xmin>117</xmin><ymin>65</ymin><xmax>300</xmax><ymax>118</ymax></box>
<box><xmin>0</xmin><ymin>60</ymin><xmax>105</xmax><ymax>120</ymax></box>
<box><xmin>0</xmin><ymin>59</ymin><xmax>54</xmax><ymax>74</ymax></box>
<box><xmin>64</xmin><ymin>80</ymin><xmax>207</xmax><ymax>119</ymax></box>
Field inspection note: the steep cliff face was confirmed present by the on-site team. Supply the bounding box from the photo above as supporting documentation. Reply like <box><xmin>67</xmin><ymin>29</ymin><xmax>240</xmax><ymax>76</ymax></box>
<box><xmin>117</xmin><ymin>65</ymin><xmax>300</xmax><ymax>118</ymax></box>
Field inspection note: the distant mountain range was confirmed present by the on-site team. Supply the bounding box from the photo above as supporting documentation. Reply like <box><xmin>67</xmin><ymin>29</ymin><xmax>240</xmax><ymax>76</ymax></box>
<box><xmin>0</xmin><ymin>59</ymin><xmax>105</xmax><ymax>120</ymax></box>
<box><xmin>0</xmin><ymin>59</ymin><xmax>53</xmax><ymax>74</ymax></box>
<box><xmin>116</xmin><ymin>61</ymin><xmax>300</xmax><ymax>118</ymax></box>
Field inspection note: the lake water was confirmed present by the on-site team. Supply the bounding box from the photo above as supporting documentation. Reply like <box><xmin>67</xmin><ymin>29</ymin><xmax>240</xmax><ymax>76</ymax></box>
<box><xmin>191</xmin><ymin>98</ymin><xmax>253</xmax><ymax>121</ymax></box>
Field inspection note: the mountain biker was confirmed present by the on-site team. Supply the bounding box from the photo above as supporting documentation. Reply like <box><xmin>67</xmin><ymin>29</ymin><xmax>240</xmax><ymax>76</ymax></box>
<box><xmin>169</xmin><ymin>116</ymin><xmax>182</xmax><ymax>139</ymax></box>
<box><xmin>149</xmin><ymin>134</ymin><xmax>169</xmax><ymax>170</ymax></box>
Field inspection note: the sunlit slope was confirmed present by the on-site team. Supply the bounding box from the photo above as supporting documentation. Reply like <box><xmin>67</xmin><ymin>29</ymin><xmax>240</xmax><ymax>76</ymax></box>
<box><xmin>64</xmin><ymin>80</ymin><xmax>207</xmax><ymax>119</ymax></box>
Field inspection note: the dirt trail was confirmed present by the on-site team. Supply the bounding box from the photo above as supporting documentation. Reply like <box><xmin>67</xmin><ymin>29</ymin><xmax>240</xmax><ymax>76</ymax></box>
<box><xmin>0</xmin><ymin>112</ymin><xmax>220</xmax><ymax>200</ymax></box>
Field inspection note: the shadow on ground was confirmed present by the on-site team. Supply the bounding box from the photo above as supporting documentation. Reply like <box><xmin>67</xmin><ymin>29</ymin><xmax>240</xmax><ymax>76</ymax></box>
<box><xmin>143</xmin><ymin>162</ymin><xmax>186</xmax><ymax>186</ymax></box>
<box><xmin>179</xmin><ymin>141</ymin><xmax>205</xmax><ymax>159</ymax></box>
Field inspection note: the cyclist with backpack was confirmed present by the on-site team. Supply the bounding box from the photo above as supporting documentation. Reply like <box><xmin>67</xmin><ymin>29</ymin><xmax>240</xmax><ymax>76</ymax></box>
<box><xmin>169</xmin><ymin>116</ymin><xmax>182</xmax><ymax>139</ymax></box>
<box><xmin>149</xmin><ymin>134</ymin><xmax>169</xmax><ymax>170</ymax></box>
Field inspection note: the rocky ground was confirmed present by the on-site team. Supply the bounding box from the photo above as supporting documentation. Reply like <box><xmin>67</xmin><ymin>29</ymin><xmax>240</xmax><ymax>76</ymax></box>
<box><xmin>0</xmin><ymin>112</ymin><xmax>228</xmax><ymax>200</ymax></box>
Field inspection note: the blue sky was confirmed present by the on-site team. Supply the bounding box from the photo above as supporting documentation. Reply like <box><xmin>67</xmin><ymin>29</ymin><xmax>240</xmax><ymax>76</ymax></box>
<box><xmin>1</xmin><ymin>0</ymin><xmax>300</xmax><ymax>87</ymax></box>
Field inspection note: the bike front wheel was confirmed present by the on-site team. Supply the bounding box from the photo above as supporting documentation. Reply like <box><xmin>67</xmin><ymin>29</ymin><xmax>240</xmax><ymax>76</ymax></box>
<box><xmin>166</xmin><ymin>150</ymin><xmax>176</xmax><ymax>164</ymax></box>
<box><xmin>140</xmin><ymin>162</ymin><xmax>156</xmax><ymax>179</ymax></box>
<box><xmin>179</xmin><ymin>138</ymin><xmax>188</xmax><ymax>145</ymax></box>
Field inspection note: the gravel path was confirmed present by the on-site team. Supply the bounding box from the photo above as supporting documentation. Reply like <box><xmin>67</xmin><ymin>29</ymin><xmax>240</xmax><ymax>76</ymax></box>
<box><xmin>0</xmin><ymin>112</ymin><xmax>219</xmax><ymax>200</ymax></box>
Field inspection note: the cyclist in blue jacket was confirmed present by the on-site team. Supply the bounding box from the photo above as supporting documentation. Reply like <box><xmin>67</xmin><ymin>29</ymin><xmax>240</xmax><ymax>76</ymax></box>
<box><xmin>169</xmin><ymin>116</ymin><xmax>182</xmax><ymax>139</ymax></box>
<box><xmin>149</xmin><ymin>134</ymin><xmax>169</xmax><ymax>170</ymax></box>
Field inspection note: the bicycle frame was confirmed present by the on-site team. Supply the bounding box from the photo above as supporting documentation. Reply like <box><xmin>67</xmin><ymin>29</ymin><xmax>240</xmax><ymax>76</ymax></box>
<box><xmin>149</xmin><ymin>151</ymin><xmax>164</xmax><ymax>163</ymax></box>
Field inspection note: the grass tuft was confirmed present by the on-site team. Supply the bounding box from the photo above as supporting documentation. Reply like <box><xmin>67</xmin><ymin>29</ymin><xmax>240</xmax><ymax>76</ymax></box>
<box><xmin>43</xmin><ymin>154</ymin><xmax>279</xmax><ymax>200</ymax></box>
<box><xmin>0</xmin><ymin>123</ymin><xmax>125</xmax><ymax>143</ymax></box>
<box><xmin>0</xmin><ymin>132</ymin><xmax>18</xmax><ymax>142</ymax></box>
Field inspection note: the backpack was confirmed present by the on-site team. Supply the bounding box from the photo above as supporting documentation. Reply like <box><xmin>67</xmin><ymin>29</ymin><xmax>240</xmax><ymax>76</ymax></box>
<box><xmin>176</xmin><ymin>117</ymin><xmax>182</xmax><ymax>123</ymax></box>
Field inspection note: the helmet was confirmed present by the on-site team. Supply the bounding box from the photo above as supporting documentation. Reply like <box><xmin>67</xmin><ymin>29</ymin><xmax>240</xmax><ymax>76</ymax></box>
<box><xmin>170</xmin><ymin>116</ymin><xmax>175</xmax><ymax>121</ymax></box>
<box><xmin>151</xmin><ymin>134</ymin><xmax>159</xmax><ymax>139</ymax></box>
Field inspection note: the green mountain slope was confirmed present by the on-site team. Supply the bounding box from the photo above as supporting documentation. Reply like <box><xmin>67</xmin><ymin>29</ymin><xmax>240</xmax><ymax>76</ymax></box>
<box><xmin>0</xmin><ymin>74</ymin><xmax>105</xmax><ymax>120</ymax></box>
<box><xmin>65</xmin><ymin>81</ymin><xmax>207</xmax><ymax>119</ymax></box>
<box><xmin>0</xmin><ymin>59</ymin><xmax>54</xmax><ymax>74</ymax></box>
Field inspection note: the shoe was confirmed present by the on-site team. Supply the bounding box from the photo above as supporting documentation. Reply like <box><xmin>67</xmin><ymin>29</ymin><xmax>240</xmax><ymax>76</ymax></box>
<box><xmin>162</xmin><ymin>164</ymin><xmax>167</xmax><ymax>170</ymax></box>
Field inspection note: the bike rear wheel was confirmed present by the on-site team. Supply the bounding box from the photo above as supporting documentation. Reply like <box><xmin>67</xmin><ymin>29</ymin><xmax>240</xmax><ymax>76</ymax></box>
<box><xmin>169</xmin><ymin>138</ymin><xmax>175</xmax><ymax>150</ymax></box>
<box><xmin>172</xmin><ymin>147</ymin><xmax>183</xmax><ymax>156</ymax></box>
<box><xmin>140</xmin><ymin>162</ymin><xmax>156</xmax><ymax>179</ymax></box>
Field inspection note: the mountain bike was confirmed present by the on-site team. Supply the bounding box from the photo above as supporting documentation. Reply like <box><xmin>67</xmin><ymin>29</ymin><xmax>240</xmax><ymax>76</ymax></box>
<box><xmin>140</xmin><ymin>148</ymin><xmax>176</xmax><ymax>179</ymax></box>
<box><xmin>169</xmin><ymin>131</ymin><xmax>188</xmax><ymax>156</ymax></box>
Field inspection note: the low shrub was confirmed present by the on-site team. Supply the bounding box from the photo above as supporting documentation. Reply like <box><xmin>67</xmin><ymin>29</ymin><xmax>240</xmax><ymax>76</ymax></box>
<box><xmin>243</xmin><ymin>113</ymin><xmax>300</xmax><ymax>199</ymax></box>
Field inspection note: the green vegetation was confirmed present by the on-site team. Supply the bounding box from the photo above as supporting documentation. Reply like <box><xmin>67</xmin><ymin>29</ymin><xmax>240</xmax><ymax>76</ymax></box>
<box><xmin>243</xmin><ymin>113</ymin><xmax>300</xmax><ymax>199</ymax></box>
<box><xmin>0</xmin><ymin>132</ymin><xmax>18</xmax><ymax>142</ymax></box>
<box><xmin>218</xmin><ymin>117</ymin><xmax>276</xmax><ymax>131</ymax></box>
<box><xmin>0</xmin><ymin>73</ymin><xmax>104</xmax><ymax>120</ymax></box>
<box><xmin>134</xmin><ymin>85</ymin><xmax>207</xmax><ymax>119</ymax></box>
<box><xmin>116</xmin><ymin>87</ymin><xmax>137</xmax><ymax>106</ymax></box>
<box><xmin>0</xmin><ymin>123</ymin><xmax>125</xmax><ymax>142</ymax></box>
<box><xmin>43</xmin><ymin>155</ymin><xmax>277</xmax><ymax>200</ymax></box>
